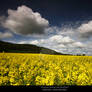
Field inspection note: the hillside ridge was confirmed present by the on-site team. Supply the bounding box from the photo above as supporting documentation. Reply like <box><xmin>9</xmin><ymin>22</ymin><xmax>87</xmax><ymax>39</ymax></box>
<box><xmin>0</xmin><ymin>40</ymin><xmax>68</xmax><ymax>55</ymax></box>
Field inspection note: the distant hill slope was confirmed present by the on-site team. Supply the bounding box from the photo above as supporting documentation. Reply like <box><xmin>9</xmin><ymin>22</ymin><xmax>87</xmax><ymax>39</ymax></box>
<box><xmin>0</xmin><ymin>40</ymin><xmax>67</xmax><ymax>55</ymax></box>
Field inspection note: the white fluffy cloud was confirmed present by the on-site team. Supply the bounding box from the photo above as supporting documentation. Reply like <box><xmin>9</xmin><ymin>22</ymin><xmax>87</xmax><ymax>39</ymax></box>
<box><xmin>0</xmin><ymin>32</ymin><xmax>13</xmax><ymax>39</ymax></box>
<box><xmin>29</xmin><ymin>40</ymin><xmax>39</xmax><ymax>45</ymax></box>
<box><xmin>28</xmin><ymin>35</ymin><xmax>86</xmax><ymax>54</ymax></box>
<box><xmin>1</xmin><ymin>5</ymin><xmax>49</xmax><ymax>35</ymax></box>
<box><xmin>78</xmin><ymin>21</ymin><xmax>92</xmax><ymax>38</ymax></box>
<box><xmin>72</xmin><ymin>42</ymin><xmax>84</xmax><ymax>48</ymax></box>
<box><xmin>49</xmin><ymin>35</ymin><xmax>74</xmax><ymax>44</ymax></box>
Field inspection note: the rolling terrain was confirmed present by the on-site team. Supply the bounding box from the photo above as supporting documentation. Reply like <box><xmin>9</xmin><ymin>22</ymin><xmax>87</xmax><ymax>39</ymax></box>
<box><xmin>0</xmin><ymin>40</ymin><xmax>69</xmax><ymax>55</ymax></box>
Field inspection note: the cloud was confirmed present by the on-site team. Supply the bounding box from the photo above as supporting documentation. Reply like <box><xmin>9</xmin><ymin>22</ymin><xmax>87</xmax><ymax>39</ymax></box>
<box><xmin>1</xmin><ymin>5</ymin><xmax>49</xmax><ymax>35</ymax></box>
<box><xmin>29</xmin><ymin>40</ymin><xmax>39</xmax><ymax>45</ymax></box>
<box><xmin>28</xmin><ymin>35</ymin><xmax>86</xmax><ymax>54</ymax></box>
<box><xmin>0</xmin><ymin>16</ymin><xmax>6</xmax><ymax>26</ymax></box>
<box><xmin>14</xmin><ymin>25</ymin><xmax>92</xmax><ymax>55</ymax></box>
<box><xmin>49</xmin><ymin>35</ymin><xmax>74</xmax><ymax>44</ymax></box>
<box><xmin>21</xmin><ymin>35</ymin><xmax>84</xmax><ymax>49</ymax></box>
<box><xmin>72</xmin><ymin>42</ymin><xmax>85</xmax><ymax>48</ymax></box>
<box><xmin>78</xmin><ymin>21</ymin><xmax>92</xmax><ymax>38</ymax></box>
<box><xmin>0</xmin><ymin>32</ymin><xmax>13</xmax><ymax>39</ymax></box>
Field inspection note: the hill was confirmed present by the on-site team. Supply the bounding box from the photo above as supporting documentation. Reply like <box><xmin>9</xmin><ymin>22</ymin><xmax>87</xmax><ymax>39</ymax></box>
<box><xmin>0</xmin><ymin>40</ymin><xmax>67</xmax><ymax>55</ymax></box>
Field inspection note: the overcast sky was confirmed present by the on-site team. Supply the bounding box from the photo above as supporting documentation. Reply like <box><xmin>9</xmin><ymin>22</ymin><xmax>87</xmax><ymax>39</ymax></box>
<box><xmin>0</xmin><ymin>0</ymin><xmax>92</xmax><ymax>55</ymax></box>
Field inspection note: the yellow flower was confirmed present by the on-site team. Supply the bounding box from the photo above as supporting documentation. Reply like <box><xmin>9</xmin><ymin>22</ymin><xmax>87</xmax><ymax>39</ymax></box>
<box><xmin>10</xmin><ymin>78</ymin><xmax>15</xmax><ymax>83</ymax></box>
<box><xmin>0</xmin><ymin>53</ymin><xmax>92</xmax><ymax>86</ymax></box>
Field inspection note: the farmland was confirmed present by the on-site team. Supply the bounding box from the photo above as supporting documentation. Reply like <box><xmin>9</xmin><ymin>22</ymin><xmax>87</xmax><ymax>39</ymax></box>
<box><xmin>0</xmin><ymin>53</ymin><xmax>92</xmax><ymax>86</ymax></box>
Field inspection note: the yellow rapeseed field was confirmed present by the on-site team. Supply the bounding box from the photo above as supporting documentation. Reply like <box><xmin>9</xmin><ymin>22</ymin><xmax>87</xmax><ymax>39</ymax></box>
<box><xmin>0</xmin><ymin>53</ymin><xmax>92</xmax><ymax>86</ymax></box>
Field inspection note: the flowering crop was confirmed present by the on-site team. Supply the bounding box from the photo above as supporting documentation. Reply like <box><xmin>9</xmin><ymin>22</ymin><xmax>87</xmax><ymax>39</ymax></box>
<box><xmin>0</xmin><ymin>53</ymin><xmax>92</xmax><ymax>86</ymax></box>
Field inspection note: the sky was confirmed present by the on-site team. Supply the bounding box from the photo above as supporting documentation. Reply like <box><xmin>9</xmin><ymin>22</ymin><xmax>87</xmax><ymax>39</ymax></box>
<box><xmin>0</xmin><ymin>0</ymin><xmax>92</xmax><ymax>55</ymax></box>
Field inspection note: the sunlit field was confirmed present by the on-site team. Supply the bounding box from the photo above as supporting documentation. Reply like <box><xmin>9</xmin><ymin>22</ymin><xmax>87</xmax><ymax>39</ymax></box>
<box><xmin>0</xmin><ymin>53</ymin><xmax>92</xmax><ymax>86</ymax></box>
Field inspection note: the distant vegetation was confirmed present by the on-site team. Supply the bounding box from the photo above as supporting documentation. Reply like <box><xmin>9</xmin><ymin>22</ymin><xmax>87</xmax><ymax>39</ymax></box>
<box><xmin>0</xmin><ymin>40</ymin><xmax>86</xmax><ymax>56</ymax></box>
<box><xmin>0</xmin><ymin>40</ymin><xmax>70</xmax><ymax>55</ymax></box>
